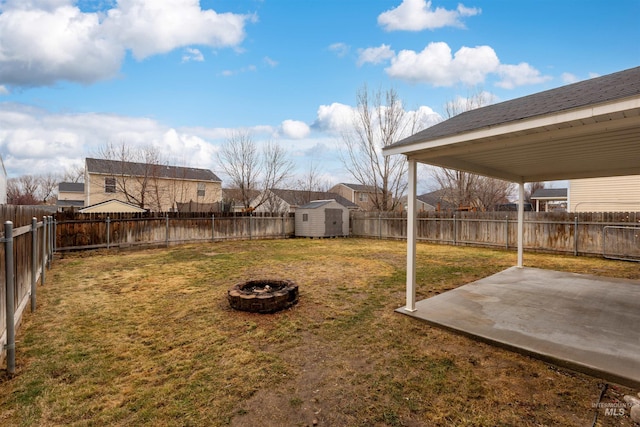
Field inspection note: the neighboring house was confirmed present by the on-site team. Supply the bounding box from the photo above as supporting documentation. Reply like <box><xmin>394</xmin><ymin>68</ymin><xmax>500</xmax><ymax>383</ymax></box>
<box><xmin>85</xmin><ymin>158</ymin><xmax>222</xmax><ymax>212</ymax></box>
<box><xmin>0</xmin><ymin>155</ymin><xmax>6</xmax><ymax>204</ymax></box>
<box><xmin>79</xmin><ymin>199</ymin><xmax>147</xmax><ymax>214</ymax></box>
<box><xmin>328</xmin><ymin>183</ymin><xmax>386</xmax><ymax>211</ymax></box>
<box><xmin>221</xmin><ymin>188</ymin><xmax>261</xmax><ymax>213</ymax></box>
<box><xmin>400</xmin><ymin>189</ymin><xmax>459</xmax><ymax>212</ymax></box>
<box><xmin>569</xmin><ymin>175</ymin><xmax>640</xmax><ymax>212</ymax></box>
<box><xmin>251</xmin><ymin>188</ymin><xmax>359</xmax><ymax>214</ymax></box>
<box><xmin>57</xmin><ymin>182</ymin><xmax>85</xmax><ymax>211</ymax></box>
<box><xmin>530</xmin><ymin>188</ymin><xmax>567</xmax><ymax>212</ymax></box>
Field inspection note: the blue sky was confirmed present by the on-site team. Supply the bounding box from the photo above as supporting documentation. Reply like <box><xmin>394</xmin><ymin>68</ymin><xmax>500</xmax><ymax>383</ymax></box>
<box><xmin>0</xmin><ymin>0</ymin><xmax>638</xmax><ymax>192</ymax></box>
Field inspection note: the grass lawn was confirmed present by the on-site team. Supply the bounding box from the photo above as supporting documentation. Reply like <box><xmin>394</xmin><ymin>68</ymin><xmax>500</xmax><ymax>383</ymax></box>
<box><xmin>1</xmin><ymin>238</ymin><xmax>638</xmax><ymax>426</ymax></box>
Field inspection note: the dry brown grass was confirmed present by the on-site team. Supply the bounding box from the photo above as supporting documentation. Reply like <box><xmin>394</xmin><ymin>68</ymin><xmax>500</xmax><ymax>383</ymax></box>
<box><xmin>0</xmin><ymin>238</ymin><xmax>638</xmax><ymax>426</ymax></box>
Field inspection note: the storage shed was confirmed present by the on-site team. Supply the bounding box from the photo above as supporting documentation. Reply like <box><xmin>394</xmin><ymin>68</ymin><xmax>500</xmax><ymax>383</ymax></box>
<box><xmin>295</xmin><ymin>199</ymin><xmax>349</xmax><ymax>238</ymax></box>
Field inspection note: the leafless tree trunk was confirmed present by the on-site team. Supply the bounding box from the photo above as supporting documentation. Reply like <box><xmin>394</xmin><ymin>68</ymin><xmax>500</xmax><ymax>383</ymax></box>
<box><xmin>217</xmin><ymin>131</ymin><xmax>294</xmax><ymax>211</ymax></box>
<box><xmin>341</xmin><ymin>85</ymin><xmax>423</xmax><ymax>211</ymax></box>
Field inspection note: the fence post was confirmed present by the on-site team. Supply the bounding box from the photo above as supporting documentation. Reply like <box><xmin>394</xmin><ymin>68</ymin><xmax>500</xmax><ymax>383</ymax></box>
<box><xmin>53</xmin><ymin>217</ymin><xmax>57</xmax><ymax>253</ymax></box>
<box><xmin>106</xmin><ymin>216</ymin><xmax>111</xmax><ymax>249</ymax></box>
<box><xmin>4</xmin><ymin>221</ymin><xmax>16</xmax><ymax>375</ymax></box>
<box><xmin>165</xmin><ymin>213</ymin><xmax>169</xmax><ymax>247</ymax></box>
<box><xmin>505</xmin><ymin>216</ymin><xmax>509</xmax><ymax>249</ymax></box>
<box><xmin>41</xmin><ymin>216</ymin><xmax>46</xmax><ymax>285</ymax></box>
<box><xmin>47</xmin><ymin>216</ymin><xmax>52</xmax><ymax>269</ymax></box>
<box><xmin>31</xmin><ymin>218</ymin><xmax>37</xmax><ymax>313</ymax></box>
<box><xmin>453</xmin><ymin>213</ymin><xmax>457</xmax><ymax>245</ymax></box>
<box><xmin>249</xmin><ymin>214</ymin><xmax>252</xmax><ymax>240</ymax></box>
<box><xmin>378</xmin><ymin>213</ymin><xmax>382</xmax><ymax>239</ymax></box>
<box><xmin>574</xmin><ymin>216</ymin><xmax>579</xmax><ymax>256</ymax></box>
<box><xmin>212</xmin><ymin>214</ymin><xmax>215</xmax><ymax>242</ymax></box>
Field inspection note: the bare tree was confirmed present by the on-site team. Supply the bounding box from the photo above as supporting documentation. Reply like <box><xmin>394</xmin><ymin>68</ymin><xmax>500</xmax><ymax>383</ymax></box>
<box><xmin>62</xmin><ymin>165</ymin><xmax>85</xmax><ymax>183</ymax></box>
<box><xmin>341</xmin><ymin>85</ymin><xmax>424</xmax><ymax>211</ymax></box>
<box><xmin>94</xmin><ymin>142</ymin><xmax>165</xmax><ymax>210</ymax></box>
<box><xmin>217</xmin><ymin>130</ymin><xmax>294</xmax><ymax>210</ymax></box>
<box><xmin>7</xmin><ymin>174</ymin><xmax>59</xmax><ymax>205</ymax></box>
<box><xmin>431</xmin><ymin>88</ymin><xmax>513</xmax><ymax>211</ymax></box>
<box><xmin>38</xmin><ymin>173</ymin><xmax>60</xmax><ymax>204</ymax></box>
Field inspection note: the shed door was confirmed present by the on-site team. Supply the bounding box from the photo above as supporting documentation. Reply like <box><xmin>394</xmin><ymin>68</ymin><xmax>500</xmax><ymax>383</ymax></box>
<box><xmin>325</xmin><ymin>209</ymin><xmax>343</xmax><ymax>236</ymax></box>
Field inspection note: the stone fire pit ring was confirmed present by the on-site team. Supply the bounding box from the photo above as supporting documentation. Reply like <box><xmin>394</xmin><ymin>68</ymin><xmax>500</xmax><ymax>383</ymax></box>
<box><xmin>228</xmin><ymin>279</ymin><xmax>299</xmax><ymax>313</ymax></box>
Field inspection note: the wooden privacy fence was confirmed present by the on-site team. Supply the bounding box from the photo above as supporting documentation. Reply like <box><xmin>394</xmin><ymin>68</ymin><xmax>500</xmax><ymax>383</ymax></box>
<box><xmin>55</xmin><ymin>212</ymin><xmax>295</xmax><ymax>251</ymax></box>
<box><xmin>1</xmin><ymin>206</ymin><xmax>55</xmax><ymax>374</ymax></box>
<box><xmin>351</xmin><ymin>211</ymin><xmax>640</xmax><ymax>260</ymax></box>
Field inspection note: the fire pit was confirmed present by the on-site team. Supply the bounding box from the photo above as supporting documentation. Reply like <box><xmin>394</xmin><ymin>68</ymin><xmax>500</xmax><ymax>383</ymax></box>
<box><xmin>228</xmin><ymin>279</ymin><xmax>299</xmax><ymax>313</ymax></box>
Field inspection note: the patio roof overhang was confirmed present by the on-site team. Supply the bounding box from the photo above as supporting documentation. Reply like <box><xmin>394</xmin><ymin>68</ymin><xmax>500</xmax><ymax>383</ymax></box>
<box><xmin>383</xmin><ymin>91</ymin><xmax>640</xmax><ymax>183</ymax></box>
<box><xmin>382</xmin><ymin>66</ymin><xmax>640</xmax><ymax>313</ymax></box>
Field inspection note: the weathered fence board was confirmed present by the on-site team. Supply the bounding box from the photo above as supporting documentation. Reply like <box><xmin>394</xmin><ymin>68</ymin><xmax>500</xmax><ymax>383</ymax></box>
<box><xmin>1</xmin><ymin>206</ymin><xmax>52</xmax><ymax>371</ymax></box>
<box><xmin>351</xmin><ymin>211</ymin><xmax>640</xmax><ymax>259</ymax></box>
<box><xmin>55</xmin><ymin>212</ymin><xmax>296</xmax><ymax>251</ymax></box>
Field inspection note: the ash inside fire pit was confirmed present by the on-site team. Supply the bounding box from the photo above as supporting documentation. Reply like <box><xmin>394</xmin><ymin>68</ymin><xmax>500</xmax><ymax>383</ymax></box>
<box><xmin>228</xmin><ymin>279</ymin><xmax>298</xmax><ymax>313</ymax></box>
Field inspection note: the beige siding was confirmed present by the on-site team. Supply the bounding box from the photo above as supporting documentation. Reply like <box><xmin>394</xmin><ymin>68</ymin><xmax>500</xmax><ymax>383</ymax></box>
<box><xmin>86</xmin><ymin>172</ymin><xmax>222</xmax><ymax>212</ymax></box>
<box><xmin>80</xmin><ymin>200</ymin><xmax>146</xmax><ymax>213</ymax></box>
<box><xmin>569</xmin><ymin>175</ymin><xmax>640</xmax><ymax>212</ymax></box>
<box><xmin>58</xmin><ymin>190</ymin><xmax>84</xmax><ymax>202</ymax></box>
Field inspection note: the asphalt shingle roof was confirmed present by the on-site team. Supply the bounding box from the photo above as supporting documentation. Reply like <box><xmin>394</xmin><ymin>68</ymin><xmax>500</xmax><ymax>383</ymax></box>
<box><xmin>391</xmin><ymin>66</ymin><xmax>640</xmax><ymax>148</ymax></box>
<box><xmin>58</xmin><ymin>182</ymin><xmax>85</xmax><ymax>192</ymax></box>
<box><xmin>86</xmin><ymin>158</ymin><xmax>221</xmax><ymax>182</ymax></box>
<box><xmin>531</xmin><ymin>188</ymin><xmax>568</xmax><ymax>199</ymax></box>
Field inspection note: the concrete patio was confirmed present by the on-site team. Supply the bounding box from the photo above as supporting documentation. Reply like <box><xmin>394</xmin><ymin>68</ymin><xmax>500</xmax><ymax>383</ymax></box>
<box><xmin>396</xmin><ymin>267</ymin><xmax>640</xmax><ymax>388</ymax></box>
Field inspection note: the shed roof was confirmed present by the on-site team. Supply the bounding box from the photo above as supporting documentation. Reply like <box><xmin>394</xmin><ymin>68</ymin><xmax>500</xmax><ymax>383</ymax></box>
<box><xmin>384</xmin><ymin>67</ymin><xmax>640</xmax><ymax>183</ymax></box>
<box><xmin>86</xmin><ymin>158</ymin><xmax>222</xmax><ymax>182</ymax></box>
<box><xmin>298</xmin><ymin>200</ymin><xmax>334</xmax><ymax>209</ymax></box>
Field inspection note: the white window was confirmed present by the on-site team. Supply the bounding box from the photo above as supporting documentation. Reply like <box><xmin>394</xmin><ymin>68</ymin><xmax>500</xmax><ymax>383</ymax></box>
<box><xmin>303</xmin><ymin>213</ymin><xmax>309</xmax><ymax>222</ymax></box>
<box><xmin>358</xmin><ymin>193</ymin><xmax>368</xmax><ymax>202</ymax></box>
<box><xmin>105</xmin><ymin>177</ymin><xmax>116</xmax><ymax>193</ymax></box>
<box><xmin>197</xmin><ymin>182</ymin><xmax>205</xmax><ymax>197</ymax></box>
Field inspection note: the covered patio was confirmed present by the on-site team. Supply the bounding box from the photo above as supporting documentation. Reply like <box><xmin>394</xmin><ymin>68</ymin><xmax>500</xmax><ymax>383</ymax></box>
<box><xmin>383</xmin><ymin>66</ymin><xmax>640</xmax><ymax>387</ymax></box>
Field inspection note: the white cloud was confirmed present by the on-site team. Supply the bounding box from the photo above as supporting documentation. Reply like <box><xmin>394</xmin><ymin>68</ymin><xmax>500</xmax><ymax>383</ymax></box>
<box><xmin>182</xmin><ymin>48</ymin><xmax>204</xmax><ymax>63</ymax></box>
<box><xmin>0</xmin><ymin>5</ymin><xmax>124</xmax><ymax>86</ymax></box>
<box><xmin>0</xmin><ymin>102</ymin><xmax>225</xmax><ymax>177</ymax></box>
<box><xmin>328</xmin><ymin>42</ymin><xmax>350</xmax><ymax>57</ymax></box>
<box><xmin>0</xmin><ymin>86</ymin><xmax>9</xmax><ymax>95</ymax></box>
<box><xmin>357</xmin><ymin>44</ymin><xmax>395</xmax><ymax>66</ymax></box>
<box><xmin>103</xmin><ymin>0</ymin><xmax>254</xmax><ymax>60</ymax></box>
<box><xmin>314</xmin><ymin>103</ymin><xmax>356</xmax><ymax>134</ymax></box>
<box><xmin>0</xmin><ymin>0</ymin><xmax>254</xmax><ymax>87</ymax></box>
<box><xmin>264</xmin><ymin>56</ymin><xmax>278</xmax><ymax>67</ymax></box>
<box><xmin>281</xmin><ymin>120</ymin><xmax>310</xmax><ymax>139</ymax></box>
<box><xmin>378</xmin><ymin>0</ymin><xmax>480</xmax><ymax>32</ymax></box>
<box><xmin>496</xmin><ymin>63</ymin><xmax>552</xmax><ymax>89</ymax></box>
<box><xmin>385</xmin><ymin>42</ymin><xmax>499</xmax><ymax>86</ymax></box>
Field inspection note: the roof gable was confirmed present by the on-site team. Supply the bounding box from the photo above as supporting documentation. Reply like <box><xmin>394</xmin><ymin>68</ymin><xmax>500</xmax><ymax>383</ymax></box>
<box><xmin>86</xmin><ymin>158</ymin><xmax>221</xmax><ymax>182</ymax></box>
<box><xmin>79</xmin><ymin>199</ymin><xmax>146</xmax><ymax>213</ymax></box>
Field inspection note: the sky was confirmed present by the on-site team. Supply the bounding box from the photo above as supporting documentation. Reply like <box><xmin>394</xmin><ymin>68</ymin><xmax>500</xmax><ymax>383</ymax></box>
<box><xmin>0</xmin><ymin>0</ymin><xmax>638</xmax><ymax>193</ymax></box>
